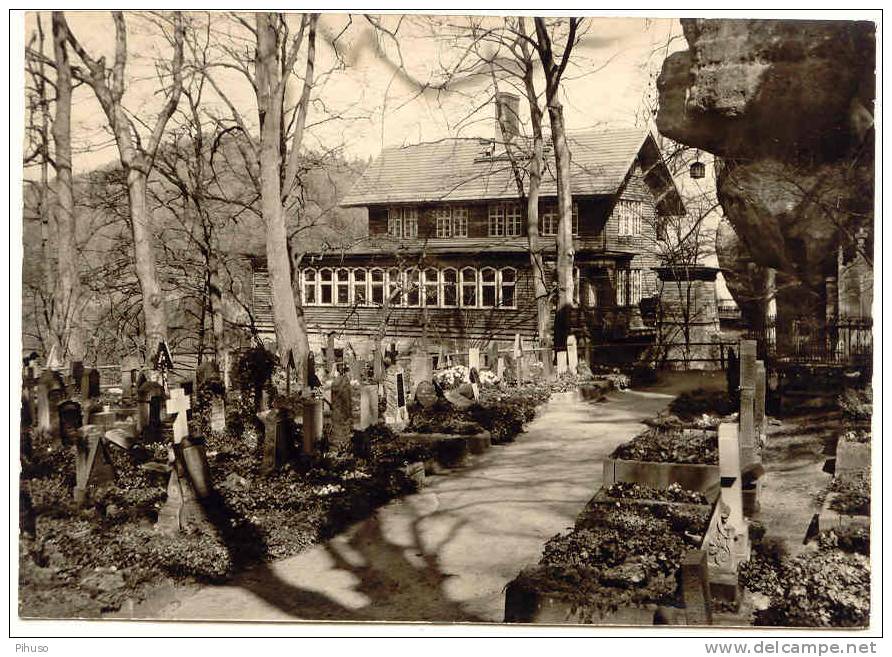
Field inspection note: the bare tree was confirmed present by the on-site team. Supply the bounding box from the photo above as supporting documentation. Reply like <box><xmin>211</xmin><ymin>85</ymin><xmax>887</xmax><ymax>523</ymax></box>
<box><xmin>63</xmin><ymin>11</ymin><xmax>185</xmax><ymax>365</ymax></box>
<box><xmin>533</xmin><ymin>17</ymin><xmax>580</xmax><ymax>350</ymax></box>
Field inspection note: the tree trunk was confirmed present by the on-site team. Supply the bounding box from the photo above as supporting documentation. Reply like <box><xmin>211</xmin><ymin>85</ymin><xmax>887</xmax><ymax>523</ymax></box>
<box><xmin>51</xmin><ymin>12</ymin><xmax>82</xmax><ymax>361</ymax></box>
<box><xmin>257</xmin><ymin>14</ymin><xmax>309</xmax><ymax>384</ymax></box>
<box><xmin>549</xmin><ymin>102</ymin><xmax>575</xmax><ymax>350</ymax></box>
<box><xmin>526</xmin><ymin>138</ymin><xmax>550</xmax><ymax>345</ymax></box>
<box><xmin>126</xmin><ymin>171</ymin><xmax>168</xmax><ymax>363</ymax></box>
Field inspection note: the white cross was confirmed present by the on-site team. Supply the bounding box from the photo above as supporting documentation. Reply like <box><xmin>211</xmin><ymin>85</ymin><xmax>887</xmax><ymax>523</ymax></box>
<box><xmin>166</xmin><ymin>388</ymin><xmax>191</xmax><ymax>443</ymax></box>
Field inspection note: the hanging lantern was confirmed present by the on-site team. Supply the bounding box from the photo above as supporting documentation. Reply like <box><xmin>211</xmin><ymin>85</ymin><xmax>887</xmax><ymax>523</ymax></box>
<box><xmin>690</xmin><ymin>160</ymin><xmax>706</xmax><ymax>179</ymax></box>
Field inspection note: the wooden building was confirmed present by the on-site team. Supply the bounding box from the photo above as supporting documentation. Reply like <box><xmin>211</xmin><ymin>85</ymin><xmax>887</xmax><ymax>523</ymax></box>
<box><xmin>261</xmin><ymin>101</ymin><xmax>685</xmax><ymax>357</ymax></box>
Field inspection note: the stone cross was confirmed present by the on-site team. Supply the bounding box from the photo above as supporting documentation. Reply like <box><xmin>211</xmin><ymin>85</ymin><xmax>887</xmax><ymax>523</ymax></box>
<box><xmin>166</xmin><ymin>388</ymin><xmax>191</xmax><ymax>444</ymax></box>
<box><xmin>330</xmin><ymin>373</ymin><xmax>353</xmax><ymax>443</ymax></box>
<box><xmin>359</xmin><ymin>383</ymin><xmax>379</xmax><ymax>430</ymax></box>
<box><xmin>567</xmin><ymin>336</ymin><xmax>579</xmax><ymax>375</ymax></box>
<box><xmin>556</xmin><ymin>351</ymin><xmax>568</xmax><ymax>375</ymax></box>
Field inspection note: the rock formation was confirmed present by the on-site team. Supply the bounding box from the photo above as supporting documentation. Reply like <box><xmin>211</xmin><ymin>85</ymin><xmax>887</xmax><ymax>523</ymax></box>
<box><xmin>657</xmin><ymin>19</ymin><xmax>875</xmax><ymax>332</ymax></box>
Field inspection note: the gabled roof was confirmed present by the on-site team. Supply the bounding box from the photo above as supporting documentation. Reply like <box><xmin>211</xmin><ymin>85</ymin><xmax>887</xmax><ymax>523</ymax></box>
<box><xmin>340</xmin><ymin>128</ymin><xmax>684</xmax><ymax>214</ymax></box>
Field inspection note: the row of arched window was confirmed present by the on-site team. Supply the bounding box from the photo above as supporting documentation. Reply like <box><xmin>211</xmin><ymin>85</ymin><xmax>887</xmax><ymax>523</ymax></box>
<box><xmin>300</xmin><ymin>267</ymin><xmax>518</xmax><ymax>309</ymax></box>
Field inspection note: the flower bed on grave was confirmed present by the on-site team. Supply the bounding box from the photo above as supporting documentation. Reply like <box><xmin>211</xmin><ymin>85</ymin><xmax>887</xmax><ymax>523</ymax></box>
<box><xmin>18</xmin><ymin>417</ymin><xmax>429</xmax><ymax>619</ymax></box>
<box><xmin>603</xmin><ymin>424</ymin><xmax>721</xmax><ymax>498</ymax></box>
<box><xmin>504</xmin><ymin>482</ymin><xmax>713</xmax><ymax>624</ymax></box>
<box><xmin>741</xmin><ymin>521</ymin><xmax>870</xmax><ymax>627</ymax></box>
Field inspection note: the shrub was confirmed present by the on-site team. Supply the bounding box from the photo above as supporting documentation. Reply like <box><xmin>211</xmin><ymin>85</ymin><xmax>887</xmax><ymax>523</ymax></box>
<box><xmin>838</xmin><ymin>388</ymin><xmax>872</xmax><ymax>423</ymax></box>
<box><xmin>602</xmin><ymin>482</ymin><xmax>707</xmax><ymax>506</ymax></box>
<box><xmin>818</xmin><ymin>526</ymin><xmax>869</xmax><ymax>556</ymax></box>
<box><xmin>829</xmin><ymin>472</ymin><xmax>870</xmax><ymax>516</ymax></box>
<box><xmin>755</xmin><ymin>551</ymin><xmax>870</xmax><ymax>627</ymax></box>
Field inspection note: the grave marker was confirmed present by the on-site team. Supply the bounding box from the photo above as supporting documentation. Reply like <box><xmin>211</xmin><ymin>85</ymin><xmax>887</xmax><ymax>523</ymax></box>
<box><xmin>71</xmin><ymin>361</ymin><xmax>85</xmax><ymax>394</ymax></box>
<box><xmin>468</xmin><ymin>367</ymin><xmax>481</xmax><ymax>402</ymax></box>
<box><xmin>330</xmin><ymin>373</ymin><xmax>353</xmax><ymax>444</ymax></box>
<box><xmin>326</xmin><ymin>333</ymin><xmax>337</xmax><ymax>378</ymax></box>
<box><xmin>137</xmin><ymin>380</ymin><xmax>166</xmax><ymax>439</ymax></box>
<box><xmin>718</xmin><ymin>423</ymin><xmax>749</xmax><ymax>564</ymax></box>
<box><xmin>359</xmin><ymin>384</ymin><xmax>379</xmax><ymax>430</ymax></box>
<box><xmin>567</xmin><ymin>336</ymin><xmax>579</xmax><ymax>374</ymax></box>
<box><xmin>74</xmin><ymin>425</ymin><xmax>115</xmax><ymax>506</ymax></box>
<box><xmin>58</xmin><ymin>399</ymin><xmax>83</xmax><ymax>445</ymax></box>
<box><xmin>257</xmin><ymin>408</ymin><xmax>293</xmax><ymax>474</ymax></box>
<box><xmin>496</xmin><ymin>356</ymin><xmax>506</xmax><ymax>380</ymax></box>
<box><xmin>383</xmin><ymin>365</ymin><xmax>410</xmax><ymax>427</ymax></box>
<box><xmin>302</xmin><ymin>398</ymin><xmax>324</xmax><ymax>455</ymax></box>
<box><xmin>754</xmin><ymin>360</ymin><xmax>767</xmax><ymax>438</ymax></box>
<box><xmin>542</xmin><ymin>348</ymin><xmax>555</xmax><ymax>381</ymax></box>
<box><xmin>414</xmin><ymin>380</ymin><xmax>438</xmax><ymax>409</ymax></box>
<box><xmin>556</xmin><ymin>351</ymin><xmax>568</xmax><ymax>375</ymax></box>
<box><xmin>468</xmin><ymin>347</ymin><xmax>481</xmax><ymax>374</ymax></box>
<box><xmin>156</xmin><ymin>445</ymin><xmax>208</xmax><ymax>534</ymax></box>
<box><xmin>37</xmin><ymin>369</ymin><xmax>65</xmax><ymax>443</ymax></box>
<box><xmin>410</xmin><ymin>353</ymin><xmax>432</xmax><ymax>399</ymax></box>
<box><xmin>166</xmin><ymin>388</ymin><xmax>191</xmax><ymax>444</ymax></box>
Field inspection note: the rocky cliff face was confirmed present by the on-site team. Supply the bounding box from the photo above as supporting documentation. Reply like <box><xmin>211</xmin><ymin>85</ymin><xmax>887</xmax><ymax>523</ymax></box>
<box><xmin>657</xmin><ymin>19</ymin><xmax>875</xmax><ymax>324</ymax></box>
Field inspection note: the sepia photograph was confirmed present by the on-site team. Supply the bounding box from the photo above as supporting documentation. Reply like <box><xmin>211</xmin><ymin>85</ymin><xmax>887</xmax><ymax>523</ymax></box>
<box><xmin>12</xmin><ymin>8</ymin><xmax>879</xmax><ymax>637</ymax></box>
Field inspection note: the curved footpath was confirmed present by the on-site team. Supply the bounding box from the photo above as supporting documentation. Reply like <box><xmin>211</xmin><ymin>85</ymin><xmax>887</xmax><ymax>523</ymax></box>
<box><xmin>122</xmin><ymin>388</ymin><xmax>673</xmax><ymax>623</ymax></box>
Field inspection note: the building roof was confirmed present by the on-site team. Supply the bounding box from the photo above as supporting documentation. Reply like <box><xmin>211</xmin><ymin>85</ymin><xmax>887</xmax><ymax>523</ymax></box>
<box><xmin>340</xmin><ymin>128</ymin><xmax>683</xmax><ymax>214</ymax></box>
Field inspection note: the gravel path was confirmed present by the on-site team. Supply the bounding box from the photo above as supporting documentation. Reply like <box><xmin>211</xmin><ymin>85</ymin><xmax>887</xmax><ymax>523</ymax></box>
<box><xmin>127</xmin><ymin>388</ymin><xmax>672</xmax><ymax>623</ymax></box>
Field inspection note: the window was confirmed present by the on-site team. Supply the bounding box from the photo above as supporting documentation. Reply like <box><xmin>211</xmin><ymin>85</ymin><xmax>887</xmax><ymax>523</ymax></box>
<box><xmin>481</xmin><ymin>267</ymin><xmax>497</xmax><ymax>307</ymax></box>
<box><xmin>452</xmin><ymin>207</ymin><xmax>469</xmax><ymax>237</ymax></box>
<box><xmin>500</xmin><ymin>267</ymin><xmax>516</xmax><ymax>308</ymax></box>
<box><xmin>488</xmin><ymin>203</ymin><xmax>523</xmax><ymax>237</ymax></box>
<box><xmin>336</xmin><ymin>268</ymin><xmax>350</xmax><ymax>305</ymax></box>
<box><xmin>423</xmin><ymin>268</ymin><xmax>439</xmax><ymax>307</ymax></box>
<box><xmin>435</xmin><ymin>208</ymin><xmax>451</xmax><ymax>238</ymax></box>
<box><xmin>319</xmin><ymin>268</ymin><xmax>333</xmax><ymax>305</ymax></box>
<box><xmin>387</xmin><ymin>268</ymin><xmax>402</xmax><ymax>306</ymax></box>
<box><xmin>539</xmin><ymin>202</ymin><xmax>579</xmax><ymax>236</ymax></box>
<box><xmin>461</xmin><ymin>267</ymin><xmax>477</xmax><ymax>307</ymax></box>
<box><xmin>573</xmin><ymin>267</ymin><xmax>580</xmax><ymax>305</ymax></box>
<box><xmin>406</xmin><ymin>268</ymin><xmax>421</xmax><ymax>307</ymax></box>
<box><xmin>302</xmin><ymin>269</ymin><xmax>317</xmax><ymax>305</ymax></box>
<box><xmin>388</xmin><ymin>207</ymin><xmax>418</xmax><ymax>238</ymax></box>
<box><xmin>442</xmin><ymin>268</ymin><xmax>458</xmax><ymax>307</ymax></box>
<box><xmin>615</xmin><ymin>269</ymin><xmax>642</xmax><ymax>306</ymax></box>
<box><xmin>352</xmin><ymin>268</ymin><xmax>367</xmax><ymax>306</ymax></box>
<box><xmin>616</xmin><ymin>200</ymin><xmax>644</xmax><ymax>236</ymax></box>
<box><xmin>370</xmin><ymin>268</ymin><xmax>385</xmax><ymax>305</ymax></box>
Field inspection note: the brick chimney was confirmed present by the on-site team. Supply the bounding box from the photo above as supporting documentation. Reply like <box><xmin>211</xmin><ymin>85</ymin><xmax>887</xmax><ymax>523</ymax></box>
<box><xmin>495</xmin><ymin>92</ymin><xmax>520</xmax><ymax>143</ymax></box>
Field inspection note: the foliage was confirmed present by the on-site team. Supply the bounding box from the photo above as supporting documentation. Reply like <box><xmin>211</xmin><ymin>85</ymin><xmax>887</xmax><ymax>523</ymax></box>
<box><xmin>818</xmin><ymin>526</ymin><xmax>869</xmax><ymax>556</ymax></box>
<box><xmin>603</xmin><ymin>482</ymin><xmax>707</xmax><ymax>506</ymax></box>
<box><xmin>351</xmin><ymin>424</ymin><xmax>433</xmax><ymax>465</ymax></box>
<box><xmin>838</xmin><ymin>388</ymin><xmax>872</xmax><ymax>423</ymax></box>
<box><xmin>828</xmin><ymin>472</ymin><xmax>870</xmax><ymax>516</ymax></box>
<box><xmin>754</xmin><ymin>551</ymin><xmax>870</xmax><ymax>627</ymax></box>
<box><xmin>840</xmin><ymin>428</ymin><xmax>871</xmax><ymax>444</ymax></box>
<box><xmin>234</xmin><ymin>346</ymin><xmax>277</xmax><ymax>394</ymax></box>
<box><xmin>668</xmin><ymin>388</ymin><xmax>733</xmax><ymax>421</ymax></box>
<box><xmin>611</xmin><ymin>427</ymin><xmax>718</xmax><ymax>465</ymax></box>
<box><xmin>432</xmin><ymin>365</ymin><xmax>468</xmax><ymax>391</ymax></box>
<box><xmin>406</xmin><ymin>399</ymin><xmax>484</xmax><ymax>436</ymax></box>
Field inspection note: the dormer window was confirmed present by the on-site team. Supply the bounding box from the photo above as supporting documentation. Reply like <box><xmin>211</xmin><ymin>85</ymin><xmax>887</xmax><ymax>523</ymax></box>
<box><xmin>388</xmin><ymin>207</ymin><xmax>418</xmax><ymax>238</ymax></box>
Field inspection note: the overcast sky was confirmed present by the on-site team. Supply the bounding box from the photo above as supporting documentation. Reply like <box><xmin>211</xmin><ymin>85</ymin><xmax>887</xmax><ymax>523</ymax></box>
<box><xmin>23</xmin><ymin>12</ymin><xmax>684</xmax><ymax>172</ymax></box>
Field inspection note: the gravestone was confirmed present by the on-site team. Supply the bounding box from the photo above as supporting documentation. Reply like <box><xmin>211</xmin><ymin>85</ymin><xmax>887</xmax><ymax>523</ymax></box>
<box><xmin>359</xmin><ymin>384</ymin><xmax>379</xmax><ymax>430</ymax></box>
<box><xmin>738</xmin><ymin>387</ymin><xmax>757</xmax><ymax>467</ymax></box>
<box><xmin>58</xmin><ymin>399</ymin><xmax>83</xmax><ymax>445</ymax></box>
<box><xmin>166</xmin><ymin>388</ymin><xmax>191</xmax><ymax>444</ymax></box>
<box><xmin>155</xmin><ymin>446</ymin><xmax>208</xmax><ymax>535</ymax></box>
<box><xmin>83</xmin><ymin>368</ymin><xmax>101</xmax><ymax>400</ymax></box>
<box><xmin>37</xmin><ymin>369</ymin><xmax>65</xmax><ymax>443</ymax></box>
<box><xmin>196</xmin><ymin>361</ymin><xmax>226</xmax><ymax>433</ymax></box>
<box><xmin>717</xmin><ymin>423</ymin><xmax>749</xmax><ymax>564</ymax></box>
<box><xmin>70</xmin><ymin>361</ymin><xmax>84</xmax><ymax>394</ymax></box>
<box><xmin>567</xmin><ymin>336</ymin><xmax>579</xmax><ymax>375</ymax></box>
<box><xmin>330</xmin><ymin>373</ymin><xmax>353</xmax><ymax>444</ymax></box>
<box><xmin>302</xmin><ymin>398</ymin><xmax>324</xmax><ymax>455</ymax></box>
<box><xmin>468</xmin><ymin>347</ymin><xmax>481</xmax><ymax>375</ymax></box>
<box><xmin>257</xmin><ymin>408</ymin><xmax>293</xmax><ymax>474</ymax></box>
<box><xmin>209</xmin><ymin>397</ymin><xmax>226</xmax><ymax>433</ymax></box>
<box><xmin>348</xmin><ymin>355</ymin><xmax>361</xmax><ymax>384</ymax></box>
<box><xmin>73</xmin><ymin>425</ymin><xmax>115</xmax><ymax>506</ymax></box>
<box><xmin>414</xmin><ymin>380</ymin><xmax>438</xmax><ymax>409</ymax></box>
<box><xmin>372</xmin><ymin>347</ymin><xmax>385</xmax><ymax>382</ymax></box>
<box><xmin>410</xmin><ymin>353</ymin><xmax>432</xmax><ymax>397</ymax></box>
<box><xmin>754</xmin><ymin>360</ymin><xmax>767</xmax><ymax>439</ymax></box>
<box><xmin>137</xmin><ymin>380</ymin><xmax>166</xmax><ymax>441</ymax></box>
<box><xmin>496</xmin><ymin>356</ymin><xmax>506</xmax><ymax>381</ymax></box>
<box><xmin>556</xmin><ymin>351</ymin><xmax>568</xmax><ymax>375</ymax></box>
<box><xmin>383</xmin><ymin>365</ymin><xmax>410</xmax><ymax>428</ymax></box>
<box><xmin>326</xmin><ymin>333</ymin><xmax>337</xmax><ymax>378</ymax></box>
<box><xmin>121</xmin><ymin>356</ymin><xmax>141</xmax><ymax>403</ymax></box>
<box><xmin>468</xmin><ymin>367</ymin><xmax>481</xmax><ymax>402</ymax></box>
